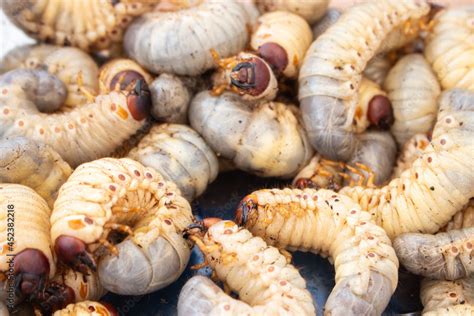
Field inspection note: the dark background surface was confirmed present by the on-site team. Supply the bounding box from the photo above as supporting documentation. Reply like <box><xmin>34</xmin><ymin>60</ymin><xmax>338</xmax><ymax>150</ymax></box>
<box><xmin>103</xmin><ymin>171</ymin><xmax>423</xmax><ymax>316</ymax></box>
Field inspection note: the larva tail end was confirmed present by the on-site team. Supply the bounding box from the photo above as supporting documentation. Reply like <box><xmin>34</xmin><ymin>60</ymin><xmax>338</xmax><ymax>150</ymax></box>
<box><xmin>230</xmin><ymin>57</ymin><xmax>271</xmax><ymax>97</ymax></box>
<box><xmin>13</xmin><ymin>248</ymin><xmax>50</xmax><ymax>297</ymax></box>
<box><xmin>368</xmin><ymin>95</ymin><xmax>394</xmax><ymax>130</ymax></box>
<box><xmin>257</xmin><ymin>42</ymin><xmax>288</xmax><ymax>75</ymax></box>
<box><xmin>54</xmin><ymin>235</ymin><xmax>96</xmax><ymax>274</ymax></box>
<box><xmin>127</xmin><ymin>78</ymin><xmax>152</xmax><ymax>121</ymax></box>
<box><xmin>235</xmin><ymin>194</ymin><xmax>258</xmax><ymax>226</ymax></box>
<box><xmin>31</xmin><ymin>281</ymin><xmax>75</xmax><ymax>315</ymax></box>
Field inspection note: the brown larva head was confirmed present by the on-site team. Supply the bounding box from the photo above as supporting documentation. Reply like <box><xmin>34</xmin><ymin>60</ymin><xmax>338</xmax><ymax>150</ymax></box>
<box><xmin>368</xmin><ymin>95</ymin><xmax>394</xmax><ymax>130</ymax></box>
<box><xmin>13</xmin><ymin>249</ymin><xmax>50</xmax><ymax>297</ymax></box>
<box><xmin>110</xmin><ymin>70</ymin><xmax>145</xmax><ymax>91</ymax></box>
<box><xmin>257</xmin><ymin>42</ymin><xmax>288</xmax><ymax>75</ymax></box>
<box><xmin>183</xmin><ymin>218</ymin><xmax>222</xmax><ymax>238</ymax></box>
<box><xmin>230</xmin><ymin>57</ymin><xmax>271</xmax><ymax>97</ymax></box>
<box><xmin>31</xmin><ymin>281</ymin><xmax>75</xmax><ymax>315</ymax></box>
<box><xmin>294</xmin><ymin>177</ymin><xmax>317</xmax><ymax>190</ymax></box>
<box><xmin>54</xmin><ymin>235</ymin><xmax>96</xmax><ymax>274</ymax></box>
<box><xmin>126</xmin><ymin>78</ymin><xmax>152</xmax><ymax>121</ymax></box>
<box><xmin>235</xmin><ymin>194</ymin><xmax>258</xmax><ymax>227</ymax></box>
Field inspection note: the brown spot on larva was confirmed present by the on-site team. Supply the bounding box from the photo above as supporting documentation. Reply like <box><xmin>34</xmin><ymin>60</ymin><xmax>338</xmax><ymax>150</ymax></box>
<box><xmin>332</xmin><ymin>195</ymin><xmax>337</xmax><ymax>198</ymax></box>
<box><xmin>402</xmin><ymin>184</ymin><xmax>405</xmax><ymax>190</ymax></box>
<box><xmin>303</xmin><ymin>194</ymin><xmax>308</xmax><ymax>200</ymax></box>
<box><xmin>361</xmin><ymin>222</ymin><xmax>366</xmax><ymax>225</ymax></box>
<box><xmin>166</xmin><ymin>192</ymin><xmax>173</xmax><ymax>196</ymax></box>
<box><xmin>111</xmin><ymin>103</ymin><xmax>117</xmax><ymax>111</ymax></box>
<box><xmin>84</xmin><ymin>217</ymin><xmax>93</xmax><ymax>225</ymax></box>
<box><xmin>1</xmin><ymin>89</ymin><xmax>7</xmax><ymax>95</ymax></box>
<box><xmin>39</xmin><ymin>129</ymin><xmax>44</xmax><ymax>135</ymax></box>
<box><xmin>3</xmin><ymin>109</ymin><xmax>9</xmax><ymax>115</ymax></box>
<box><xmin>134</xmin><ymin>170</ymin><xmax>141</xmax><ymax>177</ymax></box>
<box><xmin>68</xmin><ymin>124</ymin><xmax>74</xmax><ymax>129</ymax></box>
<box><xmin>89</xmin><ymin>114</ymin><xmax>93</xmax><ymax>118</ymax></box>
<box><xmin>55</xmin><ymin>127</ymin><xmax>61</xmax><ymax>133</ymax></box>
<box><xmin>368</xmin><ymin>95</ymin><xmax>394</xmax><ymax>129</ymax></box>
<box><xmin>89</xmin><ymin>305</ymin><xmax>95</xmax><ymax>312</ymax></box>
<box><xmin>80</xmin><ymin>118</ymin><xmax>86</xmax><ymax>124</ymax></box>
<box><xmin>224</xmin><ymin>229</ymin><xmax>233</xmax><ymax>234</ymax></box>
<box><xmin>257</xmin><ymin>42</ymin><xmax>288</xmax><ymax>74</ymax></box>
<box><xmin>451</xmin><ymin>246</ymin><xmax>458</xmax><ymax>253</ymax></box>
<box><xmin>296</xmin><ymin>194</ymin><xmax>301</xmax><ymax>198</ymax></box>
<box><xmin>368</xmin><ymin>253</ymin><xmax>375</xmax><ymax>257</ymax></box>
<box><xmin>350</xmin><ymin>84</ymin><xmax>354</xmax><ymax>89</ymax></box>
<box><xmin>268</xmin><ymin>266</ymin><xmax>275</xmax><ymax>272</ymax></box>
<box><xmin>427</xmin><ymin>157</ymin><xmax>432</xmax><ymax>163</ymax></box>
<box><xmin>118</xmin><ymin>174</ymin><xmax>126</xmax><ymax>181</ymax></box>
<box><xmin>446</xmin><ymin>118</ymin><xmax>452</xmax><ymax>123</ymax></box>
<box><xmin>286</xmin><ymin>294</ymin><xmax>293</xmax><ymax>299</ymax></box>
<box><xmin>224</xmin><ymin>305</ymin><xmax>230</xmax><ymax>311</ymax></box>
<box><xmin>449</xmin><ymin>292</ymin><xmax>457</xmax><ymax>298</ymax></box>
<box><xmin>350</xmin><ymin>210</ymin><xmax>357</xmax><ymax>214</ymax></box>
<box><xmin>18</xmin><ymin>120</ymin><xmax>24</xmax><ymax>127</ymax></box>
<box><xmin>415</xmin><ymin>173</ymin><xmax>419</xmax><ymax>179</ymax></box>
<box><xmin>368</xmin><ymin>236</ymin><xmax>374</xmax><ymax>240</ymax></box>
<box><xmin>280</xmin><ymin>280</ymin><xmax>287</xmax><ymax>286</ymax></box>
<box><xmin>253</xmin><ymin>255</ymin><xmax>259</xmax><ymax>261</ymax></box>
<box><xmin>440</xmin><ymin>139</ymin><xmax>446</xmax><ymax>145</ymax></box>
<box><xmin>164</xmin><ymin>219</ymin><xmax>172</xmax><ymax>225</ymax></box>
<box><xmin>68</xmin><ymin>219</ymin><xmax>86</xmax><ymax>230</ymax></box>
<box><xmin>158</xmin><ymin>182</ymin><xmax>164</xmax><ymax>187</ymax></box>
<box><xmin>430</xmin><ymin>186</ymin><xmax>435</xmax><ymax>191</ymax></box>
<box><xmin>145</xmin><ymin>172</ymin><xmax>153</xmax><ymax>179</ymax></box>
<box><xmin>109</xmin><ymin>185</ymin><xmax>116</xmax><ymax>191</ymax></box>
<box><xmin>313</xmin><ymin>195</ymin><xmax>318</xmax><ymax>201</ymax></box>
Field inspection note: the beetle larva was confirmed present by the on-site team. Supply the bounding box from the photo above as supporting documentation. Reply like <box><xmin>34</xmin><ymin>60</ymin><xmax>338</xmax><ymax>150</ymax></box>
<box><xmin>0</xmin><ymin>59</ymin><xmax>151</xmax><ymax>168</ymax></box>
<box><xmin>384</xmin><ymin>54</ymin><xmax>441</xmax><ymax>145</ymax></box>
<box><xmin>236</xmin><ymin>189</ymin><xmax>399</xmax><ymax>315</ymax></box>
<box><xmin>50</xmin><ymin>158</ymin><xmax>193</xmax><ymax>295</ymax></box>
<box><xmin>393</xmin><ymin>227</ymin><xmax>473</xmax><ymax>280</ymax></box>
<box><xmin>299</xmin><ymin>0</ymin><xmax>431</xmax><ymax>163</ymax></box>
<box><xmin>250</xmin><ymin>11</ymin><xmax>313</xmax><ymax>79</ymax></box>
<box><xmin>53</xmin><ymin>301</ymin><xmax>117</xmax><ymax>316</ymax></box>
<box><xmin>425</xmin><ymin>5</ymin><xmax>474</xmax><ymax>91</ymax></box>
<box><xmin>189</xmin><ymin>91</ymin><xmax>313</xmax><ymax>178</ymax></box>
<box><xmin>178</xmin><ymin>219</ymin><xmax>315</xmax><ymax>315</ymax></box>
<box><xmin>444</xmin><ymin>199</ymin><xmax>474</xmax><ymax>232</ymax></box>
<box><xmin>340</xmin><ymin>89</ymin><xmax>474</xmax><ymax>238</ymax></box>
<box><xmin>0</xmin><ymin>136</ymin><xmax>72</xmax><ymax>208</ymax></box>
<box><xmin>52</xmin><ymin>270</ymin><xmax>105</xmax><ymax>305</ymax></box>
<box><xmin>127</xmin><ymin>123</ymin><xmax>219</xmax><ymax>201</ymax></box>
<box><xmin>255</xmin><ymin>0</ymin><xmax>329</xmax><ymax>24</ymax></box>
<box><xmin>1</xmin><ymin>0</ymin><xmax>158</xmax><ymax>52</ymax></box>
<box><xmin>0</xmin><ymin>44</ymin><xmax>56</xmax><ymax>74</ymax></box>
<box><xmin>421</xmin><ymin>277</ymin><xmax>474</xmax><ymax>315</ymax></box>
<box><xmin>124</xmin><ymin>0</ymin><xmax>249</xmax><ymax>76</ymax></box>
<box><xmin>312</xmin><ymin>8</ymin><xmax>341</xmax><ymax>40</ymax></box>
<box><xmin>363</xmin><ymin>54</ymin><xmax>393</xmax><ymax>87</ymax></box>
<box><xmin>392</xmin><ymin>133</ymin><xmax>431</xmax><ymax>178</ymax></box>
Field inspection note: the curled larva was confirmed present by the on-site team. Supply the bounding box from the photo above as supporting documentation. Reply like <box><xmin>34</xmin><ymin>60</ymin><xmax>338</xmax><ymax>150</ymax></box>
<box><xmin>1</xmin><ymin>0</ymin><xmax>157</xmax><ymax>52</ymax></box>
<box><xmin>189</xmin><ymin>91</ymin><xmax>313</xmax><ymax>178</ymax></box>
<box><xmin>256</xmin><ymin>0</ymin><xmax>329</xmax><ymax>24</ymax></box>
<box><xmin>124</xmin><ymin>0</ymin><xmax>249</xmax><ymax>76</ymax></box>
<box><xmin>236</xmin><ymin>189</ymin><xmax>399</xmax><ymax>315</ymax></box>
<box><xmin>363</xmin><ymin>54</ymin><xmax>393</xmax><ymax>87</ymax></box>
<box><xmin>50</xmin><ymin>158</ymin><xmax>193</xmax><ymax>295</ymax></box>
<box><xmin>392</xmin><ymin>133</ymin><xmax>431</xmax><ymax>178</ymax></box>
<box><xmin>340</xmin><ymin>89</ymin><xmax>474</xmax><ymax>238</ymax></box>
<box><xmin>384</xmin><ymin>54</ymin><xmax>441</xmax><ymax>145</ymax></box>
<box><xmin>0</xmin><ymin>136</ymin><xmax>72</xmax><ymax>208</ymax></box>
<box><xmin>127</xmin><ymin>123</ymin><xmax>219</xmax><ymax>201</ymax></box>
<box><xmin>53</xmin><ymin>301</ymin><xmax>117</xmax><ymax>316</ymax></box>
<box><xmin>250</xmin><ymin>11</ymin><xmax>313</xmax><ymax>78</ymax></box>
<box><xmin>420</xmin><ymin>277</ymin><xmax>474</xmax><ymax>314</ymax></box>
<box><xmin>0</xmin><ymin>60</ymin><xmax>152</xmax><ymax>167</ymax></box>
<box><xmin>393</xmin><ymin>227</ymin><xmax>473</xmax><ymax>280</ymax></box>
<box><xmin>178</xmin><ymin>220</ymin><xmax>315</xmax><ymax>315</ymax></box>
<box><xmin>425</xmin><ymin>5</ymin><xmax>474</xmax><ymax>91</ymax></box>
<box><xmin>312</xmin><ymin>8</ymin><xmax>341</xmax><ymax>40</ymax></box>
<box><xmin>299</xmin><ymin>0</ymin><xmax>431</xmax><ymax>163</ymax></box>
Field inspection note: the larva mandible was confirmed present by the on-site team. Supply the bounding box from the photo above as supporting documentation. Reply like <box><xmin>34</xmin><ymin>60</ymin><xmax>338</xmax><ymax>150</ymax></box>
<box><xmin>0</xmin><ymin>59</ymin><xmax>151</xmax><ymax>168</ymax></box>
<box><xmin>1</xmin><ymin>0</ymin><xmax>158</xmax><ymax>52</ymax></box>
<box><xmin>250</xmin><ymin>11</ymin><xmax>313</xmax><ymax>79</ymax></box>
<box><xmin>127</xmin><ymin>123</ymin><xmax>219</xmax><ymax>201</ymax></box>
<box><xmin>312</xmin><ymin>8</ymin><xmax>341</xmax><ymax>40</ymax></box>
<box><xmin>0</xmin><ymin>136</ymin><xmax>72</xmax><ymax>209</ymax></box>
<box><xmin>425</xmin><ymin>5</ymin><xmax>474</xmax><ymax>91</ymax></box>
<box><xmin>298</xmin><ymin>0</ymin><xmax>431</xmax><ymax>164</ymax></box>
<box><xmin>189</xmin><ymin>91</ymin><xmax>313</xmax><ymax>178</ymax></box>
<box><xmin>53</xmin><ymin>301</ymin><xmax>117</xmax><ymax>316</ymax></box>
<box><xmin>124</xmin><ymin>0</ymin><xmax>249</xmax><ymax>76</ymax></box>
<box><xmin>392</xmin><ymin>133</ymin><xmax>431</xmax><ymax>178</ymax></box>
<box><xmin>363</xmin><ymin>54</ymin><xmax>393</xmax><ymax>87</ymax></box>
<box><xmin>178</xmin><ymin>219</ymin><xmax>315</xmax><ymax>315</ymax></box>
<box><xmin>235</xmin><ymin>189</ymin><xmax>399</xmax><ymax>315</ymax></box>
<box><xmin>384</xmin><ymin>54</ymin><xmax>441</xmax><ymax>146</ymax></box>
<box><xmin>421</xmin><ymin>277</ymin><xmax>474</xmax><ymax>315</ymax></box>
<box><xmin>255</xmin><ymin>0</ymin><xmax>329</xmax><ymax>24</ymax></box>
<box><xmin>339</xmin><ymin>89</ymin><xmax>474</xmax><ymax>238</ymax></box>
<box><xmin>50</xmin><ymin>158</ymin><xmax>194</xmax><ymax>295</ymax></box>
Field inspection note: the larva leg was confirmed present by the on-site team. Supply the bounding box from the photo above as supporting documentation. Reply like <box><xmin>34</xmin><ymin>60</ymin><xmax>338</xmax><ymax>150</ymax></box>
<box><xmin>52</xmin><ymin>300</ymin><xmax>117</xmax><ymax>316</ymax></box>
<box><xmin>420</xmin><ymin>276</ymin><xmax>474</xmax><ymax>314</ymax></box>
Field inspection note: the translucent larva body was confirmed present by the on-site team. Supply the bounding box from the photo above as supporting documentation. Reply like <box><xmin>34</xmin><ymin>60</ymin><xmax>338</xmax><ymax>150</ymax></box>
<box><xmin>256</xmin><ymin>0</ymin><xmax>329</xmax><ymax>24</ymax></box>
<box><xmin>421</xmin><ymin>277</ymin><xmax>474</xmax><ymax>315</ymax></box>
<box><xmin>124</xmin><ymin>0</ymin><xmax>249</xmax><ymax>76</ymax></box>
<box><xmin>250</xmin><ymin>11</ymin><xmax>313</xmax><ymax>78</ymax></box>
<box><xmin>1</xmin><ymin>0</ymin><xmax>157</xmax><ymax>52</ymax></box>
<box><xmin>150</xmin><ymin>74</ymin><xmax>191</xmax><ymax>124</ymax></box>
<box><xmin>299</xmin><ymin>0</ymin><xmax>430</xmax><ymax>163</ymax></box>
<box><xmin>363</xmin><ymin>55</ymin><xmax>393</xmax><ymax>87</ymax></box>
<box><xmin>384</xmin><ymin>54</ymin><xmax>441</xmax><ymax>145</ymax></box>
<box><xmin>0</xmin><ymin>136</ymin><xmax>72</xmax><ymax>208</ymax></box>
<box><xmin>425</xmin><ymin>5</ymin><xmax>474</xmax><ymax>91</ymax></box>
<box><xmin>340</xmin><ymin>89</ymin><xmax>474</xmax><ymax>238</ymax></box>
<box><xmin>178</xmin><ymin>220</ymin><xmax>315</xmax><ymax>315</ymax></box>
<box><xmin>127</xmin><ymin>123</ymin><xmax>219</xmax><ymax>201</ymax></box>
<box><xmin>236</xmin><ymin>189</ymin><xmax>399</xmax><ymax>315</ymax></box>
<box><xmin>53</xmin><ymin>301</ymin><xmax>117</xmax><ymax>316</ymax></box>
<box><xmin>189</xmin><ymin>91</ymin><xmax>313</xmax><ymax>178</ymax></box>
<box><xmin>392</xmin><ymin>133</ymin><xmax>431</xmax><ymax>178</ymax></box>
<box><xmin>50</xmin><ymin>158</ymin><xmax>193</xmax><ymax>295</ymax></box>
<box><xmin>312</xmin><ymin>8</ymin><xmax>341</xmax><ymax>40</ymax></box>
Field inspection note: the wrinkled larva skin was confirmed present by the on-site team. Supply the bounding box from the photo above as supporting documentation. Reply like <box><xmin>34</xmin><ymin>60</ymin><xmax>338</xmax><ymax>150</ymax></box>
<box><xmin>425</xmin><ymin>5</ymin><xmax>474</xmax><ymax>91</ymax></box>
<box><xmin>0</xmin><ymin>44</ymin><xmax>99</xmax><ymax>109</ymax></box>
<box><xmin>237</xmin><ymin>189</ymin><xmax>399</xmax><ymax>316</ymax></box>
<box><xmin>340</xmin><ymin>89</ymin><xmax>474</xmax><ymax>238</ymax></box>
<box><xmin>124</xmin><ymin>0</ymin><xmax>249</xmax><ymax>76</ymax></box>
<box><xmin>0</xmin><ymin>136</ymin><xmax>72</xmax><ymax>208</ymax></box>
<box><xmin>256</xmin><ymin>0</ymin><xmax>329</xmax><ymax>24</ymax></box>
<box><xmin>178</xmin><ymin>221</ymin><xmax>315</xmax><ymax>315</ymax></box>
<box><xmin>250</xmin><ymin>11</ymin><xmax>313</xmax><ymax>78</ymax></box>
<box><xmin>51</xmin><ymin>158</ymin><xmax>193</xmax><ymax>295</ymax></box>
<box><xmin>363</xmin><ymin>54</ymin><xmax>393</xmax><ymax>87</ymax></box>
<box><xmin>393</xmin><ymin>227</ymin><xmax>473</xmax><ymax>280</ymax></box>
<box><xmin>384</xmin><ymin>54</ymin><xmax>441</xmax><ymax>145</ymax></box>
<box><xmin>52</xmin><ymin>270</ymin><xmax>106</xmax><ymax>304</ymax></box>
<box><xmin>127</xmin><ymin>123</ymin><xmax>219</xmax><ymax>201</ymax></box>
<box><xmin>190</xmin><ymin>91</ymin><xmax>313</xmax><ymax>178</ymax></box>
<box><xmin>421</xmin><ymin>275</ymin><xmax>474</xmax><ymax>314</ymax></box>
<box><xmin>392</xmin><ymin>133</ymin><xmax>431</xmax><ymax>178</ymax></box>
<box><xmin>1</xmin><ymin>0</ymin><xmax>158</xmax><ymax>52</ymax></box>
<box><xmin>237</xmin><ymin>0</ymin><xmax>260</xmax><ymax>28</ymax></box>
<box><xmin>150</xmin><ymin>74</ymin><xmax>191</xmax><ymax>124</ymax></box>
<box><xmin>53</xmin><ymin>301</ymin><xmax>117</xmax><ymax>316</ymax></box>
<box><xmin>299</xmin><ymin>0</ymin><xmax>430</xmax><ymax>163</ymax></box>
<box><xmin>423</xmin><ymin>304</ymin><xmax>474</xmax><ymax>316</ymax></box>
<box><xmin>312</xmin><ymin>8</ymin><xmax>341</xmax><ymax>40</ymax></box>
<box><xmin>444</xmin><ymin>199</ymin><xmax>474</xmax><ymax>232</ymax></box>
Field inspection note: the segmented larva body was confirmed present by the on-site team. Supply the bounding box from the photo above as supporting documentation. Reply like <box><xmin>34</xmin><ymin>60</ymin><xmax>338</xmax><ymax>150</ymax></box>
<box><xmin>0</xmin><ymin>136</ymin><xmax>72</xmax><ymax>208</ymax></box>
<box><xmin>52</xmin><ymin>270</ymin><xmax>105</xmax><ymax>304</ymax></box>
<box><xmin>424</xmin><ymin>304</ymin><xmax>474</xmax><ymax>316</ymax></box>
<box><xmin>363</xmin><ymin>54</ymin><xmax>393</xmax><ymax>87</ymax></box>
<box><xmin>190</xmin><ymin>91</ymin><xmax>313</xmax><ymax>178</ymax></box>
<box><xmin>299</xmin><ymin>0</ymin><xmax>430</xmax><ymax>163</ymax></box>
<box><xmin>237</xmin><ymin>189</ymin><xmax>398</xmax><ymax>315</ymax></box>
<box><xmin>0</xmin><ymin>44</ymin><xmax>56</xmax><ymax>74</ymax></box>
<box><xmin>53</xmin><ymin>301</ymin><xmax>116</xmax><ymax>316</ymax></box>
<box><xmin>444</xmin><ymin>199</ymin><xmax>474</xmax><ymax>232</ymax></box>
<box><xmin>340</xmin><ymin>89</ymin><xmax>474</xmax><ymax>238</ymax></box>
<box><xmin>421</xmin><ymin>275</ymin><xmax>474</xmax><ymax>314</ymax></box>
<box><xmin>312</xmin><ymin>8</ymin><xmax>341</xmax><ymax>40</ymax></box>
<box><xmin>392</xmin><ymin>133</ymin><xmax>431</xmax><ymax>178</ymax></box>
<box><xmin>384</xmin><ymin>54</ymin><xmax>441</xmax><ymax>145</ymax></box>
<box><xmin>124</xmin><ymin>0</ymin><xmax>249</xmax><ymax>76</ymax></box>
<box><xmin>150</xmin><ymin>74</ymin><xmax>191</xmax><ymax>124</ymax></box>
<box><xmin>425</xmin><ymin>5</ymin><xmax>474</xmax><ymax>91</ymax></box>
<box><xmin>128</xmin><ymin>123</ymin><xmax>219</xmax><ymax>201</ymax></box>
<box><xmin>1</xmin><ymin>0</ymin><xmax>158</xmax><ymax>52</ymax></box>
<box><xmin>250</xmin><ymin>11</ymin><xmax>312</xmax><ymax>78</ymax></box>
<box><xmin>51</xmin><ymin>158</ymin><xmax>193</xmax><ymax>295</ymax></box>
<box><xmin>178</xmin><ymin>220</ymin><xmax>315</xmax><ymax>315</ymax></box>
<box><xmin>256</xmin><ymin>0</ymin><xmax>329</xmax><ymax>24</ymax></box>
